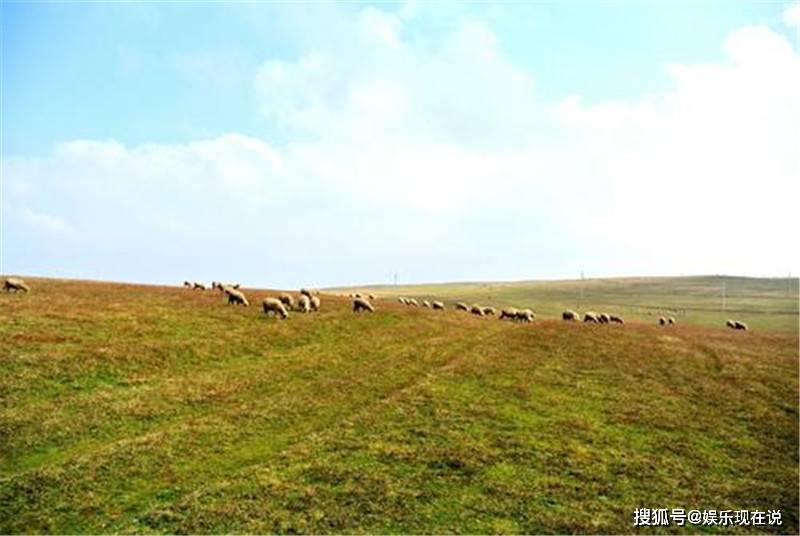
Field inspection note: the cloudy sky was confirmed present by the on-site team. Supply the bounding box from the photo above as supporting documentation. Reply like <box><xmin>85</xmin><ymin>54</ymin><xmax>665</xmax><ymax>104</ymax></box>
<box><xmin>3</xmin><ymin>1</ymin><xmax>799</xmax><ymax>288</ymax></box>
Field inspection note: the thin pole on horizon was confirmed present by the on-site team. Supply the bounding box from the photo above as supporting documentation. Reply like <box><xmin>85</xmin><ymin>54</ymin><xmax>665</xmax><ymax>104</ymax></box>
<box><xmin>580</xmin><ymin>271</ymin><xmax>584</xmax><ymax>308</ymax></box>
<box><xmin>722</xmin><ymin>281</ymin><xmax>726</xmax><ymax>312</ymax></box>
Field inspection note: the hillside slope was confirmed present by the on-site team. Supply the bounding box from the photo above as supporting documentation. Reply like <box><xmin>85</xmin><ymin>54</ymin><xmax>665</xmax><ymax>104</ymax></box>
<box><xmin>1</xmin><ymin>278</ymin><xmax>798</xmax><ymax>533</ymax></box>
<box><xmin>335</xmin><ymin>276</ymin><xmax>799</xmax><ymax>333</ymax></box>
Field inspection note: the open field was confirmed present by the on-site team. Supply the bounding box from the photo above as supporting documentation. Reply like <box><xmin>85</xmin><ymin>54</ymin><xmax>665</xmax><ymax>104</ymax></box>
<box><xmin>336</xmin><ymin>276</ymin><xmax>799</xmax><ymax>333</ymax></box>
<box><xmin>1</xmin><ymin>277</ymin><xmax>798</xmax><ymax>533</ymax></box>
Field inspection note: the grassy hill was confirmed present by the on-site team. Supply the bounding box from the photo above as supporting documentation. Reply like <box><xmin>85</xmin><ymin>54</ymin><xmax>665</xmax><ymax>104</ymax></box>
<box><xmin>1</xmin><ymin>277</ymin><xmax>798</xmax><ymax>533</ymax></box>
<box><xmin>335</xmin><ymin>276</ymin><xmax>799</xmax><ymax>333</ymax></box>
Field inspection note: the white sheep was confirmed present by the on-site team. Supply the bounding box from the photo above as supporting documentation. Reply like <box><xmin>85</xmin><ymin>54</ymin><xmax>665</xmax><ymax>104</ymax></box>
<box><xmin>353</xmin><ymin>297</ymin><xmax>375</xmax><ymax>313</ymax></box>
<box><xmin>279</xmin><ymin>293</ymin><xmax>295</xmax><ymax>311</ymax></box>
<box><xmin>500</xmin><ymin>307</ymin><xmax>518</xmax><ymax>320</ymax></box>
<box><xmin>516</xmin><ymin>309</ymin><xmax>534</xmax><ymax>323</ymax></box>
<box><xmin>3</xmin><ymin>277</ymin><xmax>30</xmax><ymax>293</ymax></box>
<box><xmin>263</xmin><ymin>298</ymin><xmax>289</xmax><ymax>319</ymax></box>
<box><xmin>225</xmin><ymin>288</ymin><xmax>249</xmax><ymax>307</ymax></box>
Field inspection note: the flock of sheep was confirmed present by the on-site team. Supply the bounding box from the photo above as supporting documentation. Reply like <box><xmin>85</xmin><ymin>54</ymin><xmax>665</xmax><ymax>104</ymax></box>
<box><xmin>184</xmin><ymin>280</ymin><xmax>321</xmax><ymax>319</ymax></box>
<box><xmin>3</xmin><ymin>276</ymin><xmax>752</xmax><ymax>331</ymax></box>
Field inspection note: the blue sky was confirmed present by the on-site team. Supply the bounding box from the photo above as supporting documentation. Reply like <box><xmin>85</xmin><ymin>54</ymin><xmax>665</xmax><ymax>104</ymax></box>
<box><xmin>3</xmin><ymin>1</ymin><xmax>799</xmax><ymax>287</ymax></box>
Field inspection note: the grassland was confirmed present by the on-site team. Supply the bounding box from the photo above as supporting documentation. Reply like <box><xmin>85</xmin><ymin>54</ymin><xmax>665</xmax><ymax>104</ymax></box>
<box><xmin>338</xmin><ymin>276</ymin><xmax>799</xmax><ymax>333</ymax></box>
<box><xmin>1</xmin><ymin>277</ymin><xmax>798</xmax><ymax>534</ymax></box>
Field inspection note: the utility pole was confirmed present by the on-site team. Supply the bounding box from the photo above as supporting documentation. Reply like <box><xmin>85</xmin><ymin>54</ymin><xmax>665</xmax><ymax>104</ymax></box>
<box><xmin>722</xmin><ymin>281</ymin><xmax>726</xmax><ymax>311</ymax></box>
<box><xmin>673</xmin><ymin>282</ymin><xmax>679</xmax><ymax>313</ymax></box>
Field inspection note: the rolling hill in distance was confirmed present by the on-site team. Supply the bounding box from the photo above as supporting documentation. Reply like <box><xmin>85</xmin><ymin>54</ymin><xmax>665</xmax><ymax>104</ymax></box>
<box><xmin>334</xmin><ymin>275</ymin><xmax>799</xmax><ymax>333</ymax></box>
<box><xmin>1</xmin><ymin>275</ymin><xmax>797</xmax><ymax>533</ymax></box>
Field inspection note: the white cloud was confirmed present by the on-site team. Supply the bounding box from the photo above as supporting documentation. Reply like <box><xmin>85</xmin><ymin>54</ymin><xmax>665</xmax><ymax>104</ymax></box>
<box><xmin>19</xmin><ymin>208</ymin><xmax>75</xmax><ymax>236</ymax></box>
<box><xmin>783</xmin><ymin>2</ymin><xmax>800</xmax><ymax>28</ymax></box>
<box><xmin>5</xmin><ymin>5</ymin><xmax>800</xmax><ymax>283</ymax></box>
<box><xmin>358</xmin><ymin>7</ymin><xmax>402</xmax><ymax>48</ymax></box>
<box><xmin>548</xmin><ymin>23</ymin><xmax>800</xmax><ymax>275</ymax></box>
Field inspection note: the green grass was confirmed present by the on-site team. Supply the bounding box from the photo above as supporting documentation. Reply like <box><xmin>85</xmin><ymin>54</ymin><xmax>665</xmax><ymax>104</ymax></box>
<box><xmin>1</xmin><ymin>277</ymin><xmax>797</xmax><ymax>533</ymax></box>
<box><xmin>337</xmin><ymin>275</ymin><xmax>799</xmax><ymax>333</ymax></box>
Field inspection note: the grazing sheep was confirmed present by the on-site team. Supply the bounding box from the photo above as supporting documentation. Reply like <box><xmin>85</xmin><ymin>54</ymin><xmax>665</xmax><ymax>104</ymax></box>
<box><xmin>279</xmin><ymin>293</ymin><xmax>295</xmax><ymax>311</ymax></box>
<box><xmin>599</xmin><ymin>313</ymin><xmax>610</xmax><ymax>324</ymax></box>
<box><xmin>368</xmin><ymin>294</ymin><xmax>376</xmax><ymax>300</ymax></box>
<box><xmin>516</xmin><ymin>309</ymin><xmax>535</xmax><ymax>323</ymax></box>
<box><xmin>562</xmin><ymin>310</ymin><xmax>579</xmax><ymax>321</ymax></box>
<box><xmin>432</xmin><ymin>301</ymin><xmax>445</xmax><ymax>310</ymax></box>
<box><xmin>193</xmin><ymin>282</ymin><xmax>207</xmax><ymax>290</ymax></box>
<box><xmin>734</xmin><ymin>320</ymin><xmax>748</xmax><ymax>331</ymax></box>
<box><xmin>353</xmin><ymin>297</ymin><xmax>375</xmax><ymax>313</ymax></box>
<box><xmin>482</xmin><ymin>306</ymin><xmax>497</xmax><ymax>316</ymax></box>
<box><xmin>398</xmin><ymin>297</ymin><xmax>407</xmax><ymax>305</ymax></box>
<box><xmin>3</xmin><ymin>277</ymin><xmax>30</xmax><ymax>293</ymax></box>
<box><xmin>609</xmin><ymin>314</ymin><xmax>624</xmax><ymax>324</ymax></box>
<box><xmin>658</xmin><ymin>317</ymin><xmax>667</xmax><ymax>325</ymax></box>
<box><xmin>183</xmin><ymin>281</ymin><xmax>192</xmax><ymax>288</ymax></box>
<box><xmin>218</xmin><ymin>282</ymin><xmax>239</xmax><ymax>290</ymax></box>
<box><xmin>726</xmin><ymin>319</ymin><xmax>736</xmax><ymax>329</ymax></box>
<box><xmin>668</xmin><ymin>317</ymin><xmax>676</xmax><ymax>325</ymax></box>
<box><xmin>301</xmin><ymin>288</ymin><xmax>314</xmax><ymax>298</ymax></box>
<box><xmin>470</xmin><ymin>305</ymin><xmax>485</xmax><ymax>316</ymax></box>
<box><xmin>262</xmin><ymin>298</ymin><xmax>289</xmax><ymax>319</ymax></box>
<box><xmin>407</xmin><ymin>298</ymin><xmax>419</xmax><ymax>307</ymax></box>
<box><xmin>456</xmin><ymin>302</ymin><xmax>469</xmax><ymax>311</ymax></box>
<box><xmin>584</xmin><ymin>312</ymin><xmax>599</xmax><ymax>323</ymax></box>
<box><xmin>297</xmin><ymin>294</ymin><xmax>311</xmax><ymax>313</ymax></box>
<box><xmin>500</xmin><ymin>307</ymin><xmax>519</xmax><ymax>320</ymax></box>
<box><xmin>225</xmin><ymin>288</ymin><xmax>249</xmax><ymax>307</ymax></box>
<box><xmin>422</xmin><ymin>300</ymin><xmax>431</xmax><ymax>308</ymax></box>
<box><xmin>310</xmin><ymin>295</ymin><xmax>321</xmax><ymax>312</ymax></box>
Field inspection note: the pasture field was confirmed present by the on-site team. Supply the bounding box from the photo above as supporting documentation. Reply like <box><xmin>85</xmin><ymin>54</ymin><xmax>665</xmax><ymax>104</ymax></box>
<box><xmin>339</xmin><ymin>276</ymin><xmax>799</xmax><ymax>333</ymax></box>
<box><xmin>1</xmin><ymin>277</ymin><xmax>798</xmax><ymax>534</ymax></box>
